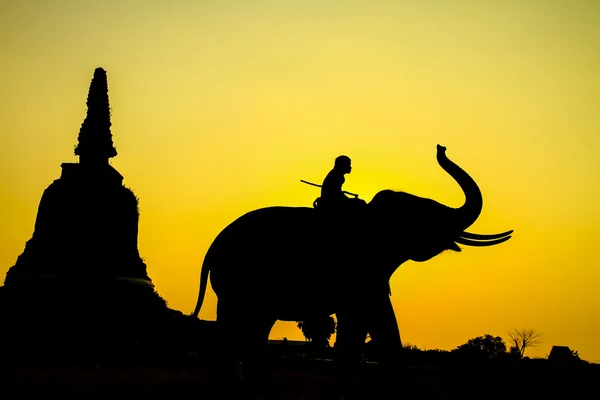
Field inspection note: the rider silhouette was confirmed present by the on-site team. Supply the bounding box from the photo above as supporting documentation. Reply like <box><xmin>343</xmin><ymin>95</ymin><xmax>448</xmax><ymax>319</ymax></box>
<box><xmin>317</xmin><ymin>155</ymin><xmax>365</xmax><ymax>210</ymax></box>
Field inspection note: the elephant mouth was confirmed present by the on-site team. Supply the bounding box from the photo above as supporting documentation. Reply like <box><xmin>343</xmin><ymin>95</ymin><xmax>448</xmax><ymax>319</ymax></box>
<box><xmin>454</xmin><ymin>230</ymin><xmax>514</xmax><ymax>247</ymax></box>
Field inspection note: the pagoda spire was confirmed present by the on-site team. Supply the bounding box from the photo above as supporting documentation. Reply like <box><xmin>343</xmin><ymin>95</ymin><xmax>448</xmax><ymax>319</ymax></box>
<box><xmin>74</xmin><ymin>67</ymin><xmax>118</xmax><ymax>165</ymax></box>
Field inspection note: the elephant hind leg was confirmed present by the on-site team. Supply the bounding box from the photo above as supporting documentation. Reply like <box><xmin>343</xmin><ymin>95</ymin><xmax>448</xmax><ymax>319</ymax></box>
<box><xmin>216</xmin><ymin>299</ymin><xmax>275</xmax><ymax>398</ymax></box>
<box><xmin>239</xmin><ymin>316</ymin><xmax>276</xmax><ymax>396</ymax></box>
<box><xmin>214</xmin><ymin>300</ymin><xmax>241</xmax><ymax>394</ymax></box>
<box><xmin>333</xmin><ymin>311</ymin><xmax>369</xmax><ymax>397</ymax></box>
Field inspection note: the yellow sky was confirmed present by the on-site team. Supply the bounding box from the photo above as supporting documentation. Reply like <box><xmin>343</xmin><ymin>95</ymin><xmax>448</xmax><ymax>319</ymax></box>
<box><xmin>1</xmin><ymin>1</ymin><xmax>599</xmax><ymax>361</ymax></box>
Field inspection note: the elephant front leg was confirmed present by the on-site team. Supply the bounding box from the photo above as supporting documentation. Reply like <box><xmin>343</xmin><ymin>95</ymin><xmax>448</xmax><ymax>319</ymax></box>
<box><xmin>367</xmin><ymin>293</ymin><xmax>407</xmax><ymax>392</ymax></box>
<box><xmin>368</xmin><ymin>293</ymin><xmax>402</xmax><ymax>363</ymax></box>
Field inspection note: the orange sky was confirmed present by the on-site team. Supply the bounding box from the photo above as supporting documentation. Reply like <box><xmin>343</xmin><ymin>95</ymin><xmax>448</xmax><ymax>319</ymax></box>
<box><xmin>1</xmin><ymin>1</ymin><xmax>599</xmax><ymax>362</ymax></box>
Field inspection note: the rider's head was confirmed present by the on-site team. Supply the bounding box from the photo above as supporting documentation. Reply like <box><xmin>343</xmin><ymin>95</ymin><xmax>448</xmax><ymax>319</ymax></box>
<box><xmin>334</xmin><ymin>155</ymin><xmax>352</xmax><ymax>174</ymax></box>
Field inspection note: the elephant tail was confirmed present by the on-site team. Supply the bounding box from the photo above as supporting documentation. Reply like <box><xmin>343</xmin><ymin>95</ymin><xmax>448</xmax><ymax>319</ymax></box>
<box><xmin>191</xmin><ymin>256</ymin><xmax>210</xmax><ymax>318</ymax></box>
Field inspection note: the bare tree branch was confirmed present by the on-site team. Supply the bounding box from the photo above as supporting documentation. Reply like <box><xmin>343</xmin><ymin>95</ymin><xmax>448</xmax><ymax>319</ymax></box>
<box><xmin>508</xmin><ymin>328</ymin><xmax>543</xmax><ymax>358</ymax></box>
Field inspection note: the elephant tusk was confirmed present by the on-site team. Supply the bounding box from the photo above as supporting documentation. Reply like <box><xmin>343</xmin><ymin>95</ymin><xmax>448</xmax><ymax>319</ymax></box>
<box><xmin>455</xmin><ymin>235</ymin><xmax>512</xmax><ymax>247</ymax></box>
<box><xmin>460</xmin><ymin>230</ymin><xmax>514</xmax><ymax>240</ymax></box>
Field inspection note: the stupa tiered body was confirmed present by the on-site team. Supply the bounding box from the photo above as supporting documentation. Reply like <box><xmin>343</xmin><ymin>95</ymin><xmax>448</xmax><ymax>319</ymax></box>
<box><xmin>4</xmin><ymin>68</ymin><xmax>152</xmax><ymax>288</ymax></box>
<box><xmin>0</xmin><ymin>68</ymin><xmax>214</xmax><ymax>364</ymax></box>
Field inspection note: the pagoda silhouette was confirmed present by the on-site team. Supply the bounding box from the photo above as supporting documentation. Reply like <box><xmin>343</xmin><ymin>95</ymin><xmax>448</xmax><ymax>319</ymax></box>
<box><xmin>0</xmin><ymin>68</ymin><xmax>210</xmax><ymax>364</ymax></box>
<box><xmin>5</xmin><ymin>67</ymin><xmax>150</xmax><ymax>286</ymax></box>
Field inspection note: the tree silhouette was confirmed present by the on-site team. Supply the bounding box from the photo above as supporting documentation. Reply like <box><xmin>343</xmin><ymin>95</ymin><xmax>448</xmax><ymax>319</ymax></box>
<box><xmin>297</xmin><ymin>315</ymin><xmax>336</xmax><ymax>351</ymax></box>
<box><xmin>455</xmin><ymin>334</ymin><xmax>507</xmax><ymax>360</ymax></box>
<box><xmin>74</xmin><ymin>67</ymin><xmax>117</xmax><ymax>165</ymax></box>
<box><xmin>508</xmin><ymin>328</ymin><xmax>542</xmax><ymax>358</ymax></box>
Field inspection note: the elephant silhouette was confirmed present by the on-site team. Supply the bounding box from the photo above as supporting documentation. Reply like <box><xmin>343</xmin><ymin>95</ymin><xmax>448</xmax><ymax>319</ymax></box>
<box><xmin>191</xmin><ymin>144</ymin><xmax>512</xmax><ymax>395</ymax></box>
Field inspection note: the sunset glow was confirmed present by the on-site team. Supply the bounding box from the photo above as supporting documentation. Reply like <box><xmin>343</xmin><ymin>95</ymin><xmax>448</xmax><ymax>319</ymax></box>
<box><xmin>1</xmin><ymin>1</ymin><xmax>599</xmax><ymax>361</ymax></box>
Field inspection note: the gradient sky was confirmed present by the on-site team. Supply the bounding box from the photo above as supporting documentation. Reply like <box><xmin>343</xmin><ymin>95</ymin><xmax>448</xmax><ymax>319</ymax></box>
<box><xmin>1</xmin><ymin>1</ymin><xmax>599</xmax><ymax>361</ymax></box>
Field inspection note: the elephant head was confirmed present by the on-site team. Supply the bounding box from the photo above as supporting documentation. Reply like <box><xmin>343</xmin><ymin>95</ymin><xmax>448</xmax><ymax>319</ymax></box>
<box><xmin>368</xmin><ymin>144</ymin><xmax>512</xmax><ymax>263</ymax></box>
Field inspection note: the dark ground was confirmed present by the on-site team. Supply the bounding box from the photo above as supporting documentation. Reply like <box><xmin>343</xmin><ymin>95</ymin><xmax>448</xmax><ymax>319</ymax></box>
<box><xmin>1</xmin><ymin>358</ymin><xmax>597</xmax><ymax>400</ymax></box>
<box><xmin>0</xmin><ymin>286</ymin><xmax>596</xmax><ymax>399</ymax></box>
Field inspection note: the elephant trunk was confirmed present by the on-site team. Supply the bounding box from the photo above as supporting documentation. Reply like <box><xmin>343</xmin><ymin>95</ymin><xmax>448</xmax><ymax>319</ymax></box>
<box><xmin>436</xmin><ymin>145</ymin><xmax>483</xmax><ymax>231</ymax></box>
